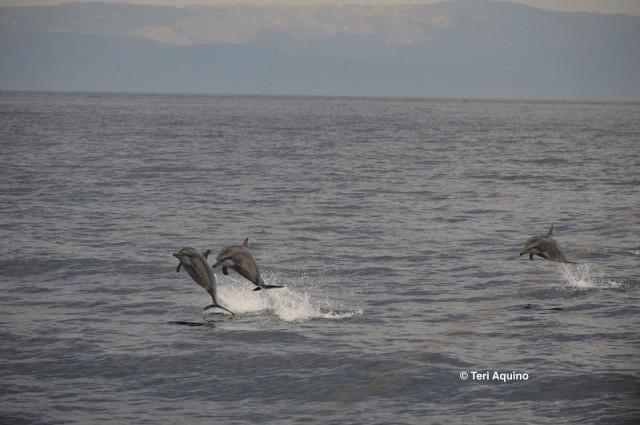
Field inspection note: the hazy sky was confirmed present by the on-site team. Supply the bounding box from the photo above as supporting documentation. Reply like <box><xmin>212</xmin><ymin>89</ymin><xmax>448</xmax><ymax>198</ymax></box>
<box><xmin>1</xmin><ymin>0</ymin><xmax>640</xmax><ymax>16</ymax></box>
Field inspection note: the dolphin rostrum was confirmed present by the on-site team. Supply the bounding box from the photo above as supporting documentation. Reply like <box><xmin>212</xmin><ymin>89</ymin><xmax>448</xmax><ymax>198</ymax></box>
<box><xmin>212</xmin><ymin>238</ymin><xmax>284</xmax><ymax>291</ymax></box>
<box><xmin>519</xmin><ymin>225</ymin><xmax>577</xmax><ymax>264</ymax></box>
<box><xmin>173</xmin><ymin>246</ymin><xmax>234</xmax><ymax>316</ymax></box>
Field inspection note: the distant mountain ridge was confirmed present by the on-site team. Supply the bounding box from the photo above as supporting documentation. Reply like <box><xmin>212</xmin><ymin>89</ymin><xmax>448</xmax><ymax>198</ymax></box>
<box><xmin>1</xmin><ymin>0</ymin><xmax>639</xmax><ymax>100</ymax></box>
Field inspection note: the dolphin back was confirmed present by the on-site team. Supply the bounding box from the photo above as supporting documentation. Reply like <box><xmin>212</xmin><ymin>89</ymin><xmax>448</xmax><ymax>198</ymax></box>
<box><xmin>231</xmin><ymin>251</ymin><xmax>261</xmax><ymax>284</ymax></box>
<box><xmin>538</xmin><ymin>239</ymin><xmax>571</xmax><ymax>263</ymax></box>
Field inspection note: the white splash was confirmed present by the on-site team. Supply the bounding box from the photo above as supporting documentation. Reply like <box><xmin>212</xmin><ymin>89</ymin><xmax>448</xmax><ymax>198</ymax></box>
<box><xmin>558</xmin><ymin>263</ymin><xmax>623</xmax><ymax>289</ymax></box>
<box><xmin>215</xmin><ymin>275</ymin><xmax>362</xmax><ymax>322</ymax></box>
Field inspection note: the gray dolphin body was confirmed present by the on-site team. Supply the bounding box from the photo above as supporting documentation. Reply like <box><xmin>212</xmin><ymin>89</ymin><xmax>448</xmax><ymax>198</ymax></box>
<box><xmin>520</xmin><ymin>225</ymin><xmax>576</xmax><ymax>264</ymax></box>
<box><xmin>212</xmin><ymin>238</ymin><xmax>284</xmax><ymax>291</ymax></box>
<box><xmin>173</xmin><ymin>246</ymin><xmax>234</xmax><ymax>316</ymax></box>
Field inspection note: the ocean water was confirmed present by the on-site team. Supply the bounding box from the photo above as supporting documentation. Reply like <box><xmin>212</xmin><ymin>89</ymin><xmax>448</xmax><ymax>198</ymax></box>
<box><xmin>1</xmin><ymin>92</ymin><xmax>639</xmax><ymax>424</ymax></box>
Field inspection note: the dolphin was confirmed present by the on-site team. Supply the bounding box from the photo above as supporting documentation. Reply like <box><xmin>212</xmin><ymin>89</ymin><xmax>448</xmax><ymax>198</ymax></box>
<box><xmin>520</xmin><ymin>225</ymin><xmax>577</xmax><ymax>264</ymax></box>
<box><xmin>211</xmin><ymin>238</ymin><xmax>284</xmax><ymax>291</ymax></box>
<box><xmin>173</xmin><ymin>246</ymin><xmax>235</xmax><ymax>316</ymax></box>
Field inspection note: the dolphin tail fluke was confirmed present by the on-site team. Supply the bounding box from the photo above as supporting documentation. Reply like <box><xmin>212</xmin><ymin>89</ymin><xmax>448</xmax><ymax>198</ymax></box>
<box><xmin>252</xmin><ymin>284</ymin><xmax>284</xmax><ymax>291</ymax></box>
<box><xmin>259</xmin><ymin>284</ymin><xmax>284</xmax><ymax>290</ymax></box>
<box><xmin>204</xmin><ymin>303</ymin><xmax>235</xmax><ymax>317</ymax></box>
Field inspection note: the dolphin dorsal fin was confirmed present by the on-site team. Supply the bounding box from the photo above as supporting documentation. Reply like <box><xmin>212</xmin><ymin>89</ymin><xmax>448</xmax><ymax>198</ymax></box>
<box><xmin>243</xmin><ymin>238</ymin><xmax>249</xmax><ymax>248</ymax></box>
<box><xmin>546</xmin><ymin>225</ymin><xmax>554</xmax><ymax>237</ymax></box>
<box><xmin>202</xmin><ymin>249</ymin><xmax>211</xmax><ymax>259</ymax></box>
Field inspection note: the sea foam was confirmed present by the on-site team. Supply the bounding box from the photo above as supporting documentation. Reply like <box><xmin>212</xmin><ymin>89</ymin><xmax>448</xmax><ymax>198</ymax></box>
<box><xmin>558</xmin><ymin>263</ymin><xmax>623</xmax><ymax>289</ymax></box>
<box><xmin>214</xmin><ymin>274</ymin><xmax>362</xmax><ymax>322</ymax></box>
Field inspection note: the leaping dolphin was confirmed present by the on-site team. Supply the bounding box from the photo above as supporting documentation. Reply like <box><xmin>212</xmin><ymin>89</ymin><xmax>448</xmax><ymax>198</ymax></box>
<box><xmin>173</xmin><ymin>246</ymin><xmax>235</xmax><ymax>316</ymax></box>
<box><xmin>519</xmin><ymin>225</ymin><xmax>577</xmax><ymax>264</ymax></box>
<box><xmin>212</xmin><ymin>238</ymin><xmax>284</xmax><ymax>291</ymax></box>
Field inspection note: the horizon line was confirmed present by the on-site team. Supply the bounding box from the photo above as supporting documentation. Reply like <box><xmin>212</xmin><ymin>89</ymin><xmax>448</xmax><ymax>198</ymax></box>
<box><xmin>3</xmin><ymin>88</ymin><xmax>639</xmax><ymax>105</ymax></box>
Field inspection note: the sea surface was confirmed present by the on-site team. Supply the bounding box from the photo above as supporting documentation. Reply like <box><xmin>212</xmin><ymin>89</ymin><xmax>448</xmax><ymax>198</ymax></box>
<box><xmin>1</xmin><ymin>92</ymin><xmax>639</xmax><ymax>424</ymax></box>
